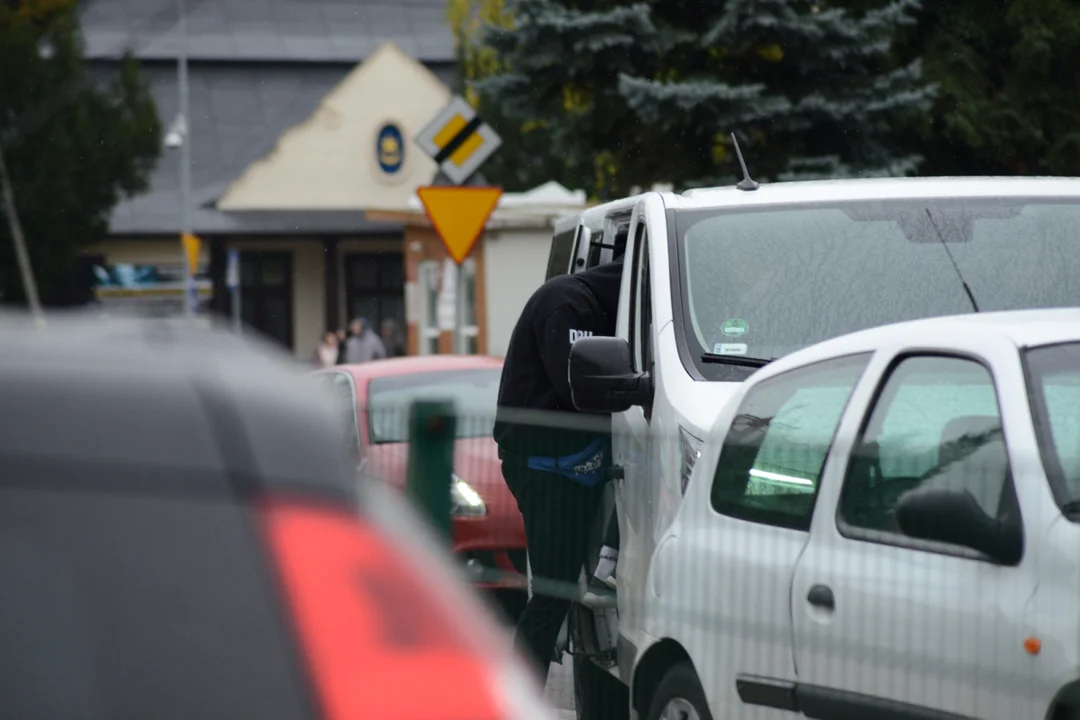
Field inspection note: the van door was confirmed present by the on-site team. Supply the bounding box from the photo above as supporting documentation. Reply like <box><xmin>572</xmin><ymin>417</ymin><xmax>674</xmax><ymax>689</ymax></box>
<box><xmin>610</xmin><ymin>209</ymin><xmax>655</xmax><ymax>669</ymax></box>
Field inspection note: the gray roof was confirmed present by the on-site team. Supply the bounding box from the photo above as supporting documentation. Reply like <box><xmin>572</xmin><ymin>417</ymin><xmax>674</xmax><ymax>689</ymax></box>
<box><xmin>79</xmin><ymin>0</ymin><xmax>456</xmax><ymax>63</ymax></box>
<box><xmin>100</xmin><ymin>59</ymin><xmax>452</xmax><ymax>236</ymax></box>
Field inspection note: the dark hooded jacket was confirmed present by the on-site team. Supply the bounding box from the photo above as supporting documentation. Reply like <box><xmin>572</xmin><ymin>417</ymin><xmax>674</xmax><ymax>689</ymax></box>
<box><xmin>493</xmin><ymin>259</ymin><xmax>623</xmax><ymax>463</ymax></box>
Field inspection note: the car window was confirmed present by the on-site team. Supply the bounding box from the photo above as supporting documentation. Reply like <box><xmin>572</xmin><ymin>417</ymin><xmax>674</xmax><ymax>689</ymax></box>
<box><xmin>0</xmin><ymin>483</ymin><xmax>310</xmax><ymax>720</ymax></box>
<box><xmin>676</xmin><ymin>199</ymin><xmax>1080</xmax><ymax>380</ymax></box>
<box><xmin>314</xmin><ymin>372</ymin><xmax>360</xmax><ymax>456</ymax></box>
<box><xmin>711</xmin><ymin>353</ymin><xmax>871</xmax><ymax>531</ymax></box>
<box><xmin>1024</xmin><ymin>342</ymin><xmax>1080</xmax><ymax>511</ymax></box>
<box><xmin>366</xmin><ymin>368</ymin><xmax>501</xmax><ymax>444</ymax></box>
<box><xmin>839</xmin><ymin>355</ymin><xmax>1009</xmax><ymax>537</ymax></box>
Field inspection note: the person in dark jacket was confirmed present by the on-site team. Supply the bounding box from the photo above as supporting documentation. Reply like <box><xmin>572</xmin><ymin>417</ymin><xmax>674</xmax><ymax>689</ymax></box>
<box><xmin>493</xmin><ymin>250</ymin><xmax>624</xmax><ymax>680</ymax></box>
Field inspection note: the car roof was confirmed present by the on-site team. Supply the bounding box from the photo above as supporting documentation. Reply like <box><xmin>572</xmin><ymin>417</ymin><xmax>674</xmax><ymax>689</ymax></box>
<box><xmin>0</xmin><ymin>313</ymin><xmax>356</xmax><ymax>500</ymax></box>
<box><xmin>329</xmin><ymin>354</ymin><xmax>503</xmax><ymax>384</ymax></box>
<box><xmin>761</xmin><ymin>308</ymin><xmax>1080</xmax><ymax>378</ymax></box>
<box><xmin>662</xmin><ymin>176</ymin><xmax>1080</xmax><ymax>211</ymax></box>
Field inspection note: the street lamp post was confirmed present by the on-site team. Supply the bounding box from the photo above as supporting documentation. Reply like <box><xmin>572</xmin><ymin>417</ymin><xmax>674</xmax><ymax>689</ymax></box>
<box><xmin>176</xmin><ymin>0</ymin><xmax>194</xmax><ymax>318</ymax></box>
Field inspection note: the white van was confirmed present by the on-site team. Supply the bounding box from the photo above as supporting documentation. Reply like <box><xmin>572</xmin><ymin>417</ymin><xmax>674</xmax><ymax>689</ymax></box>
<box><xmin>549</xmin><ymin>176</ymin><xmax>1080</xmax><ymax>720</ymax></box>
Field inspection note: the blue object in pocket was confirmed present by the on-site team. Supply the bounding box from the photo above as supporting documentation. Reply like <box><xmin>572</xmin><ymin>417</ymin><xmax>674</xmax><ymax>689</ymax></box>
<box><xmin>526</xmin><ymin>437</ymin><xmax>609</xmax><ymax>487</ymax></box>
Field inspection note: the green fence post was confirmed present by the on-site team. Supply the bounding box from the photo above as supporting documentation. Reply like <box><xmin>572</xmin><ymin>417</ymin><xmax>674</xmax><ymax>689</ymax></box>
<box><xmin>405</xmin><ymin>399</ymin><xmax>456</xmax><ymax>541</ymax></box>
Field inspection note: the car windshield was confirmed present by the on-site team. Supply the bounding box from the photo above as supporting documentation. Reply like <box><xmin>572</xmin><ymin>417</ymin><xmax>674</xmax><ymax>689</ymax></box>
<box><xmin>676</xmin><ymin>197</ymin><xmax>1080</xmax><ymax>380</ymax></box>
<box><xmin>367</xmin><ymin>368</ymin><xmax>501</xmax><ymax>444</ymax></box>
<box><xmin>1024</xmin><ymin>342</ymin><xmax>1080</xmax><ymax>513</ymax></box>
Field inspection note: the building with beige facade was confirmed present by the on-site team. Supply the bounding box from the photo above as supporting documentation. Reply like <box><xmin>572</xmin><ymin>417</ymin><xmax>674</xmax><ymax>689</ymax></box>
<box><xmin>81</xmin><ymin>0</ymin><xmax>585</xmax><ymax>359</ymax></box>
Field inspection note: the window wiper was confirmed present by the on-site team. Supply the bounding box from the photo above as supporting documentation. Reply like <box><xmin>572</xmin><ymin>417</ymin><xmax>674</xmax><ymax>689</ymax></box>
<box><xmin>700</xmin><ymin>353</ymin><xmax>775</xmax><ymax>368</ymax></box>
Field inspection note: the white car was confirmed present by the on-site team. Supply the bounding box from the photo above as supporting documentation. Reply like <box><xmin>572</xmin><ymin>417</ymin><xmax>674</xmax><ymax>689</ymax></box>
<box><xmin>634</xmin><ymin>308</ymin><xmax>1080</xmax><ymax>720</ymax></box>
<box><xmin>555</xmin><ymin>176</ymin><xmax>1080</xmax><ymax>720</ymax></box>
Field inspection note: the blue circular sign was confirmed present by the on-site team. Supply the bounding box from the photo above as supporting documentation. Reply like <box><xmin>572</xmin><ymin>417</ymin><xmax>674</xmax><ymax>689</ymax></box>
<box><xmin>376</xmin><ymin>123</ymin><xmax>405</xmax><ymax>175</ymax></box>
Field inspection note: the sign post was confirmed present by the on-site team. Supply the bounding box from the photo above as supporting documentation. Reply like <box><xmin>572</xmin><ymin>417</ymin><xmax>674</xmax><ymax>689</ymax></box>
<box><xmin>414</xmin><ymin>96</ymin><xmax>503</xmax><ymax>353</ymax></box>
<box><xmin>180</xmin><ymin>231</ymin><xmax>201</xmax><ymax>317</ymax></box>
<box><xmin>226</xmin><ymin>248</ymin><xmax>241</xmax><ymax>333</ymax></box>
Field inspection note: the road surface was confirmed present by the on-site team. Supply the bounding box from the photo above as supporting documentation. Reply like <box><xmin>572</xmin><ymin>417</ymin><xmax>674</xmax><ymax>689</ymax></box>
<box><xmin>491</xmin><ymin>593</ymin><xmax>575</xmax><ymax>719</ymax></box>
<box><xmin>544</xmin><ymin>661</ymin><xmax>575</xmax><ymax>720</ymax></box>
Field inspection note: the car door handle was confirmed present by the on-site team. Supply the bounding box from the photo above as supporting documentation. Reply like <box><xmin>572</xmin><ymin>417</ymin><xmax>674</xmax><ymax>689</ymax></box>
<box><xmin>807</xmin><ymin>584</ymin><xmax>835</xmax><ymax>610</ymax></box>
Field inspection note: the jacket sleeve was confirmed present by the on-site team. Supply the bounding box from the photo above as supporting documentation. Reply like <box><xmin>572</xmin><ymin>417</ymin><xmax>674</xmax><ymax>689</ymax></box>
<box><xmin>534</xmin><ymin>302</ymin><xmax>596</xmax><ymax>410</ymax></box>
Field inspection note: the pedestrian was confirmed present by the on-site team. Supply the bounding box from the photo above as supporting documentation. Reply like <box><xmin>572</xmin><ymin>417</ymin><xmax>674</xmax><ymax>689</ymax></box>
<box><xmin>314</xmin><ymin>330</ymin><xmax>340</xmax><ymax>368</ymax></box>
<box><xmin>381</xmin><ymin>318</ymin><xmax>406</xmax><ymax>357</ymax></box>
<box><xmin>342</xmin><ymin>317</ymin><xmax>387</xmax><ymax>364</ymax></box>
<box><xmin>492</xmin><ymin>244</ymin><xmax>624</xmax><ymax>682</ymax></box>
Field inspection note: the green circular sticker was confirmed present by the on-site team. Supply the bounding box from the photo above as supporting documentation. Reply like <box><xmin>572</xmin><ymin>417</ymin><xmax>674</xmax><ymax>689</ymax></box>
<box><xmin>720</xmin><ymin>318</ymin><xmax>749</xmax><ymax>337</ymax></box>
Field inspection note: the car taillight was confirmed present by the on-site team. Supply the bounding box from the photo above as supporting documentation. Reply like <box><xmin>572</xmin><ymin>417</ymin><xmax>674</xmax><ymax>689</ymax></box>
<box><xmin>259</xmin><ymin>493</ymin><xmax>556</xmax><ymax>720</ymax></box>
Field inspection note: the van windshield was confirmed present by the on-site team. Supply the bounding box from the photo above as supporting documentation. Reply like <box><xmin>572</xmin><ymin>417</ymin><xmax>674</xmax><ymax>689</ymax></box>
<box><xmin>675</xmin><ymin>197</ymin><xmax>1080</xmax><ymax>380</ymax></box>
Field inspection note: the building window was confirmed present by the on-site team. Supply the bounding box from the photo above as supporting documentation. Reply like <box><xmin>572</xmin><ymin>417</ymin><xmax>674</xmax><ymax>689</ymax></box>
<box><xmin>344</xmin><ymin>253</ymin><xmax>404</xmax><ymax>339</ymax></box>
<box><xmin>417</xmin><ymin>260</ymin><xmax>441</xmax><ymax>355</ymax></box>
<box><xmin>417</xmin><ymin>258</ymin><xmax>479</xmax><ymax>355</ymax></box>
<box><xmin>456</xmin><ymin>259</ymin><xmax>479</xmax><ymax>355</ymax></box>
<box><xmin>238</xmin><ymin>251</ymin><xmax>293</xmax><ymax>350</ymax></box>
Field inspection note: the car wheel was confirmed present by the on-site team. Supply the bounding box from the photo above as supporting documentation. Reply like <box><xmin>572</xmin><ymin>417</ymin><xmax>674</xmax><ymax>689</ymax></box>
<box><xmin>645</xmin><ymin>661</ymin><xmax>712</xmax><ymax>720</ymax></box>
<box><xmin>574</xmin><ymin>654</ymin><xmax>629</xmax><ymax>720</ymax></box>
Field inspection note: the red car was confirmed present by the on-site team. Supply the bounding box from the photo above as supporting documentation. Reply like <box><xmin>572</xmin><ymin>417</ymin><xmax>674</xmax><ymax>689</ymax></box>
<box><xmin>313</xmin><ymin>356</ymin><xmax>528</xmax><ymax>600</ymax></box>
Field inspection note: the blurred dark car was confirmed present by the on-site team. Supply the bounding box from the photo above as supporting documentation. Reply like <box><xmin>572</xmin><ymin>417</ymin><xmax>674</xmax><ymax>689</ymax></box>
<box><xmin>0</xmin><ymin>315</ymin><xmax>553</xmax><ymax>720</ymax></box>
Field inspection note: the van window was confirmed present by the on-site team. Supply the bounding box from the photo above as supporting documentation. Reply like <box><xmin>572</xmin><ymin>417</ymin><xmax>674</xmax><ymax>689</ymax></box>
<box><xmin>675</xmin><ymin>198</ymin><xmax>1080</xmax><ymax>381</ymax></box>
<box><xmin>629</xmin><ymin>226</ymin><xmax>652</xmax><ymax>375</ymax></box>
<box><xmin>546</xmin><ymin>224</ymin><xmax>578</xmax><ymax>280</ymax></box>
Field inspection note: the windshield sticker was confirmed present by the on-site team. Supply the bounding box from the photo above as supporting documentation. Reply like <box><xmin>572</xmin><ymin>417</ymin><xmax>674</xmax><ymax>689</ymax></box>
<box><xmin>713</xmin><ymin>343</ymin><xmax>748</xmax><ymax>356</ymax></box>
<box><xmin>720</xmin><ymin>318</ymin><xmax>749</xmax><ymax>337</ymax></box>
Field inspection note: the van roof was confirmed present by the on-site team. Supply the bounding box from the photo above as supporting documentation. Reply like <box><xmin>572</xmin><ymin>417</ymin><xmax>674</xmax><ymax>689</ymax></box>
<box><xmin>665</xmin><ymin>176</ymin><xmax>1080</xmax><ymax>210</ymax></box>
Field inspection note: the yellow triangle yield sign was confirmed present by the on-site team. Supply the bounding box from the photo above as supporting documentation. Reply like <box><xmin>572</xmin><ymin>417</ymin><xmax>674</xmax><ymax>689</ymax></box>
<box><xmin>181</xmin><ymin>232</ymin><xmax>202</xmax><ymax>275</ymax></box>
<box><xmin>417</xmin><ymin>186</ymin><xmax>502</xmax><ymax>264</ymax></box>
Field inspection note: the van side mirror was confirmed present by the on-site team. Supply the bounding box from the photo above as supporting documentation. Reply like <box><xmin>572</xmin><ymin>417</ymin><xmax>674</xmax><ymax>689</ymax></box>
<box><xmin>569</xmin><ymin>337</ymin><xmax>651</xmax><ymax>413</ymax></box>
<box><xmin>895</xmin><ymin>487</ymin><xmax>1022</xmax><ymax>565</ymax></box>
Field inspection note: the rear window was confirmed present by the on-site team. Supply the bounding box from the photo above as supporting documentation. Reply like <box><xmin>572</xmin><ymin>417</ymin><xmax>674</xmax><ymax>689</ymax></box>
<box><xmin>367</xmin><ymin>369</ymin><xmax>500</xmax><ymax>444</ymax></box>
<box><xmin>0</xmin><ymin>481</ymin><xmax>310</xmax><ymax>720</ymax></box>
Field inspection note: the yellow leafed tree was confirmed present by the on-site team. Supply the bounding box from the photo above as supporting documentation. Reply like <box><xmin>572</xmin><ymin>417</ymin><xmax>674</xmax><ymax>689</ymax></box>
<box><xmin>446</xmin><ymin>0</ymin><xmax>513</xmax><ymax>108</ymax></box>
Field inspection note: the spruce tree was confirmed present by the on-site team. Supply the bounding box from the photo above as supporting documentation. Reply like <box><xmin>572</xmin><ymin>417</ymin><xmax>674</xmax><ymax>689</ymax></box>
<box><xmin>477</xmin><ymin>0</ymin><xmax>934</xmax><ymax>198</ymax></box>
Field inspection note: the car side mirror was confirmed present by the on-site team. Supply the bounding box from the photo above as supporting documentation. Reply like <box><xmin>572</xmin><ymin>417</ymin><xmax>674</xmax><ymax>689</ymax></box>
<box><xmin>895</xmin><ymin>487</ymin><xmax>1022</xmax><ymax>565</ymax></box>
<box><xmin>569</xmin><ymin>337</ymin><xmax>651</xmax><ymax>413</ymax></box>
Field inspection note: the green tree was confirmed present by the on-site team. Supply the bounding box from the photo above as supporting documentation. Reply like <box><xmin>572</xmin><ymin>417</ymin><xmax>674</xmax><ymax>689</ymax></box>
<box><xmin>0</xmin><ymin>0</ymin><xmax>161</xmax><ymax>305</ymax></box>
<box><xmin>447</xmin><ymin>0</ymin><xmax>577</xmax><ymax>192</ymax></box>
<box><xmin>475</xmin><ymin>0</ymin><xmax>934</xmax><ymax>199</ymax></box>
<box><xmin>897</xmin><ymin>0</ymin><xmax>1080</xmax><ymax>176</ymax></box>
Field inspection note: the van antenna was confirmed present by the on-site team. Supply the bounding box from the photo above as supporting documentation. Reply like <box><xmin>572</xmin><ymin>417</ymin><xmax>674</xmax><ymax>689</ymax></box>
<box><xmin>730</xmin><ymin>132</ymin><xmax>759</xmax><ymax>192</ymax></box>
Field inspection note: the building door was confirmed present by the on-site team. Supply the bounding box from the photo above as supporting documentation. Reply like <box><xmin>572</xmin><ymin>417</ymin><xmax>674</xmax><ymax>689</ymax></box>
<box><xmin>239</xmin><ymin>251</ymin><xmax>293</xmax><ymax>350</ymax></box>
<box><xmin>344</xmin><ymin>253</ymin><xmax>404</xmax><ymax>339</ymax></box>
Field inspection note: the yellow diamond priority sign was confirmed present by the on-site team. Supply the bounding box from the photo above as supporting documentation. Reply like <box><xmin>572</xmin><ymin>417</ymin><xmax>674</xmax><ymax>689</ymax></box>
<box><xmin>417</xmin><ymin>186</ymin><xmax>502</xmax><ymax>265</ymax></box>
<box><xmin>415</xmin><ymin>96</ymin><xmax>502</xmax><ymax>185</ymax></box>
